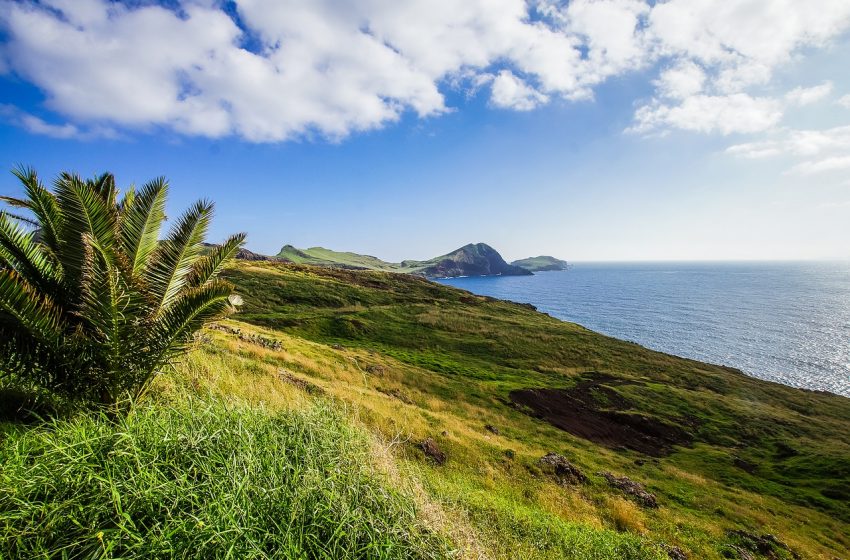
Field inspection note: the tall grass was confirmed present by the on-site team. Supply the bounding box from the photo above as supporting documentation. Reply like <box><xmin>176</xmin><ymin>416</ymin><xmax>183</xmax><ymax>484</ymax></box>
<box><xmin>0</xmin><ymin>398</ymin><xmax>450</xmax><ymax>559</ymax></box>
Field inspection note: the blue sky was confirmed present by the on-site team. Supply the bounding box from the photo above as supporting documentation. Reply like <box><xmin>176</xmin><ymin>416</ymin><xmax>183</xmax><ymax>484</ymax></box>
<box><xmin>1</xmin><ymin>1</ymin><xmax>850</xmax><ymax>262</ymax></box>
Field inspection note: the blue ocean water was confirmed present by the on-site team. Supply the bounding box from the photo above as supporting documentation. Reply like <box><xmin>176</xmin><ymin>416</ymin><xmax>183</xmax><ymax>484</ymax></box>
<box><xmin>440</xmin><ymin>262</ymin><xmax>850</xmax><ymax>397</ymax></box>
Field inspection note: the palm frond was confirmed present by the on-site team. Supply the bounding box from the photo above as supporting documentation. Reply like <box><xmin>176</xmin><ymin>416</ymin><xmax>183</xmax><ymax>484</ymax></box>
<box><xmin>118</xmin><ymin>177</ymin><xmax>167</xmax><ymax>275</ymax></box>
<box><xmin>143</xmin><ymin>200</ymin><xmax>213</xmax><ymax>313</ymax></box>
<box><xmin>0</xmin><ymin>212</ymin><xmax>60</xmax><ymax>295</ymax></box>
<box><xmin>0</xmin><ymin>268</ymin><xmax>63</xmax><ymax>342</ymax></box>
<box><xmin>188</xmin><ymin>233</ymin><xmax>246</xmax><ymax>287</ymax></box>
<box><xmin>150</xmin><ymin>279</ymin><xmax>232</xmax><ymax>361</ymax></box>
<box><xmin>54</xmin><ymin>172</ymin><xmax>118</xmax><ymax>284</ymax></box>
<box><xmin>12</xmin><ymin>166</ymin><xmax>63</xmax><ymax>253</ymax></box>
<box><xmin>2</xmin><ymin>211</ymin><xmax>39</xmax><ymax>227</ymax></box>
<box><xmin>87</xmin><ymin>172</ymin><xmax>118</xmax><ymax>207</ymax></box>
<box><xmin>0</xmin><ymin>195</ymin><xmax>29</xmax><ymax>208</ymax></box>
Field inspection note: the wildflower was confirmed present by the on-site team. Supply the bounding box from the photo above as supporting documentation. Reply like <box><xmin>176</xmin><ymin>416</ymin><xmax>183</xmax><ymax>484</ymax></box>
<box><xmin>96</xmin><ymin>531</ymin><xmax>104</xmax><ymax>541</ymax></box>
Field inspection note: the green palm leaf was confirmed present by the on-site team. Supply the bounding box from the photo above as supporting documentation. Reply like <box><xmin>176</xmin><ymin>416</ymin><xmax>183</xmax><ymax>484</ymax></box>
<box><xmin>118</xmin><ymin>177</ymin><xmax>168</xmax><ymax>275</ymax></box>
<box><xmin>1</xmin><ymin>168</ymin><xmax>240</xmax><ymax>410</ymax></box>
<box><xmin>188</xmin><ymin>233</ymin><xmax>246</xmax><ymax>287</ymax></box>
<box><xmin>0</xmin><ymin>268</ymin><xmax>63</xmax><ymax>342</ymax></box>
<box><xmin>144</xmin><ymin>200</ymin><xmax>213</xmax><ymax>313</ymax></box>
<box><xmin>0</xmin><ymin>212</ymin><xmax>61</xmax><ymax>294</ymax></box>
<box><xmin>54</xmin><ymin>172</ymin><xmax>118</xmax><ymax>285</ymax></box>
<box><xmin>10</xmin><ymin>166</ymin><xmax>63</xmax><ymax>252</ymax></box>
<box><xmin>151</xmin><ymin>280</ymin><xmax>233</xmax><ymax>361</ymax></box>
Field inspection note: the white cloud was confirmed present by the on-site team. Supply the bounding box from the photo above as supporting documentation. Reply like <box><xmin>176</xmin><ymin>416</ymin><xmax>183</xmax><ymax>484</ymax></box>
<box><xmin>18</xmin><ymin>114</ymin><xmax>79</xmax><ymax>139</ymax></box>
<box><xmin>630</xmin><ymin>94</ymin><xmax>782</xmax><ymax>135</ymax></box>
<box><xmin>838</xmin><ymin>94</ymin><xmax>850</xmax><ymax>109</ymax></box>
<box><xmin>0</xmin><ymin>104</ymin><xmax>116</xmax><ymax>139</ymax></box>
<box><xmin>489</xmin><ymin>71</ymin><xmax>549</xmax><ymax>111</ymax></box>
<box><xmin>789</xmin><ymin>155</ymin><xmax>850</xmax><ymax>175</ymax></box>
<box><xmin>727</xmin><ymin>126</ymin><xmax>850</xmax><ymax>158</ymax></box>
<box><xmin>654</xmin><ymin>60</ymin><xmax>706</xmax><ymax>99</ymax></box>
<box><xmin>785</xmin><ymin>81</ymin><xmax>833</xmax><ymax>106</ymax></box>
<box><xmin>632</xmin><ymin>0</ymin><xmax>850</xmax><ymax>135</ymax></box>
<box><xmin>1</xmin><ymin>0</ymin><xmax>849</xmax><ymax>141</ymax></box>
<box><xmin>727</xmin><ymin>125</ymin><xmax>850</xmax><ymax>175</ymax></box>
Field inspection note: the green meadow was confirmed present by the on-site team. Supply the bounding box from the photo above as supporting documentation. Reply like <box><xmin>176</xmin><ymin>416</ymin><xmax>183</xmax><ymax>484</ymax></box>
<box><xmin>2</xmin><ymin>260</ymin><xmax>848</xmax><ymax>558</ymax></box>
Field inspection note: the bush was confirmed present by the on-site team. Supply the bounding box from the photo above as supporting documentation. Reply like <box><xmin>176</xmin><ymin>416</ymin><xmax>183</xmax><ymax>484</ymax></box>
<box><xmin>0</xmin><ymin>398</ymin><xmax>450</xmax><ymax>559</ymax></box>
<box><xmin>0</xmin><ymin>168</ymin><xmax>244</xmax><ymax>408</ymax></box>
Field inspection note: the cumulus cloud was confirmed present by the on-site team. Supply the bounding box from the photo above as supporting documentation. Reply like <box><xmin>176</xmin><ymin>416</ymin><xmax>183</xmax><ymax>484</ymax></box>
<box><xmin>629</xmin><ymin>0</ymin><xmax>850</xmax><ymax>135</ymax></box>
<box><xmin>654</xmin><ymin>61</ymin><xmax>706</xmax><ymax>100</ymax></box>
<box><xmin>785</xmin><ymin>82</ymin><xmax>834</xmax><ymax>106</ymax></box>
<box><xmin>489</xmin><ymin>71</ymin><xmax>549</xmax><ymax>111</ymax></box>
<box><xmin>0</xmin><ymin>0</ymin><xmax>849</xmax><ymax>141</ymax></box>
<box><xmin>630</xmin><ymin>94</ymin><xmax>782</xmax><ymax>135</ymax></box>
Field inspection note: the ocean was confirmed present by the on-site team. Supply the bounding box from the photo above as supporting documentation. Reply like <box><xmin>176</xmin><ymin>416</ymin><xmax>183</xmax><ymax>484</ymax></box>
<box><xmin>439</xmin><ymin>262</ymin><xmax>850</xmax><ymax>397</ymax></box>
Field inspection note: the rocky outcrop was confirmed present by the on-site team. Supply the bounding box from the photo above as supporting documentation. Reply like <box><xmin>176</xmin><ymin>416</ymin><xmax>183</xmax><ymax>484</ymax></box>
<box><xmin>601</xmin><ymin>472</ymin><xmax>658</xmax><ymax>508</ymax></box>
<box><xmin>539</xmin><ymin>452</ymin><xmax>587</xmax><ymax>485</ymax></box>
<box><xmin>406</xmin><ymin>243</ymin><xmax>533</xmax><ymax>278</ymax></box>
<box><xmin>419</xmin><ymin>438</ymin><xmax>447</xmax><ymax>465</ymax></box>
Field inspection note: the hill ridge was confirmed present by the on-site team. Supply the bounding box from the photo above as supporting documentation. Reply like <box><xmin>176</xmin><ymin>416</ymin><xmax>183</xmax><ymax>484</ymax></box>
<box><xmin>275</xmin><ymin>242</ymin><xmax>533</xmax><ymax>278</ymax></box>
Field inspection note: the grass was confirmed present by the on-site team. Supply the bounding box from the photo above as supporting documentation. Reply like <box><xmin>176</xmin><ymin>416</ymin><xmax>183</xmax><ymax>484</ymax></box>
<box><xmin>218</xmin><ymin>261</ymin><xmax>850</xmax><ymax>559</ymax></box>
<box><xmin>277</xmin><ymin>245</ymin><xmax>402</xmax><ymax>272</ymax></box>
<box><xmin>1</xmin><ymin>260</ymin><xmax>848</xmax><ymax>559</ymax></box>
<box><xmin>0</xmin><ymin>398</ymin><xmax>449</xmax><ymax>559</ymax></box>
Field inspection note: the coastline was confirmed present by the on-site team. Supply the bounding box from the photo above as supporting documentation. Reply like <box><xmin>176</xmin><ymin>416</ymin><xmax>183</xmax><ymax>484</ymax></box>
<box><xmin>439</xmin><ymin>263</ymin><xmax>850</xmax><ymax>398</ymax></box>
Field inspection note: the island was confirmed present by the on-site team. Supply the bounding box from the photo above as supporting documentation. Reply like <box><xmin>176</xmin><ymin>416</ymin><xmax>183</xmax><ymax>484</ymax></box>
<box><xmin>511</xmin><ymin>255</ymin><xmax>570</xmax><ymax>272</ymax></box>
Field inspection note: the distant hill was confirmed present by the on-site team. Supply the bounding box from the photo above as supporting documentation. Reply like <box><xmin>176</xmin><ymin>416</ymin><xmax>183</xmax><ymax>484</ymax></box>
<box><xmin>511</xmin><ymin>255</ymin><xmax>569</xmax><ymax>272</ymax></box>
<box><xmin>275</xmin><ymin>242</ymin><xmax>531</xmax><ymax>278</ymax></box>
<box><xmin>277</xmin><ymin>245</ymin><xmax>399</xmax><ymax>271</ymax></box>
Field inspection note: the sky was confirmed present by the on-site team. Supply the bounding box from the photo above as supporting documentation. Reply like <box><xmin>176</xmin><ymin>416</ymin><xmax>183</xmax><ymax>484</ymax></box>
<box><xmin>1</xmin><ymin>0</ymin><xmax>850</xmax><ymax>262</ymax></box>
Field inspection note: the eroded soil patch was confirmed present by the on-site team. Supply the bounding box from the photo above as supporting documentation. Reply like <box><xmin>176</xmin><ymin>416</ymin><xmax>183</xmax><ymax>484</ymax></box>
<box><xmin>509</xmin><ymin>373</ymin><xmax>693</xmax><ymax>457</ymax></box>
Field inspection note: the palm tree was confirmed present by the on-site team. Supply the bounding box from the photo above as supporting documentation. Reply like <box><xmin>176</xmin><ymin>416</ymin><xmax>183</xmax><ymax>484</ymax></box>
<box><xmin>0</xmin><ymin>167</ymin><xmax>245</xmax><ymax>408</ymax></box>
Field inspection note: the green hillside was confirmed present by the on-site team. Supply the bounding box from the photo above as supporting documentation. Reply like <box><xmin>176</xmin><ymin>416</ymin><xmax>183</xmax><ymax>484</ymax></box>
<box><xmin>216</xmin><ymin>261</ymin><xmax>850</xmax><ymax>559</ymax></box>
<box><xmin>4</xmin><ymin>260</ymin><xmax>848</xmax><ymax>559</ymax></box>
<box><xmin>277</xmin><ymin>244</ymin><xmax>400</xmax><ymax>271</ymax></box>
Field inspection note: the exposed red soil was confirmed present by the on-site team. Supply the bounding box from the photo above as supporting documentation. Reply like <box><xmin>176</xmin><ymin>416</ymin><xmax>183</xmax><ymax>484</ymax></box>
<box><xmin>509</xmin><ymin>373</ymin><xmax>693</xmax><ymax>457</ymax></box>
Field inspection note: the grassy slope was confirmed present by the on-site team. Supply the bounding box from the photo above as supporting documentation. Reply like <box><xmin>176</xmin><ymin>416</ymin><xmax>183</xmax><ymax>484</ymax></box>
<box><xmin>278</xmin><ymin>245</ymin><xmax>402</xmax><ymax>271</ymax></box>
<box><xmin>220</xmin><ymin>261</ymin><xmax>850</xmax><ymax>559</ymax></box>
<box><xmin>0</xmin><ymin>396</ymin><xmax>448</xmax><ymax>559</ymax></box>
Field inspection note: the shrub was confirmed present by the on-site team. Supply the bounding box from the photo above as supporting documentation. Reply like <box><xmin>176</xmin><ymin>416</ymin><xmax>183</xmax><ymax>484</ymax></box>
<box><xmin>0</xmin><ymin>168</ymin><xmax>244</xmax><ymax>408</ymax></box>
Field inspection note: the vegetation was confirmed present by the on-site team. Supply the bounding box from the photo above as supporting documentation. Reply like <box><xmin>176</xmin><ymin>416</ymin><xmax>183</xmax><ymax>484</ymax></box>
<box><xmin>0</xmin><ymin>168</ymin><xmax>243</xmax><ymax>408</ymax></box>
<box><xmin>510</xmin><ymin>255</ymin><xmax>569</xmax><ymax>271</ymax></box>
<box><xmin>221</xmin><ymin>261</ymin><xmax>850</xmax><ymax>559</ymax></box>
<box><xmin>0</xmin><ymin>397</ymin><xmax>449</xmax><ymax>559</ymax></box>
<box><xmin>278</xmin><ymin>244</ymin><xmax>401</xmax><ymax>271</ymax></box>
<box><xmin>1</xmin><ymin>220</ymin><xmax>848</xmax><ymax>558</ymax></box>
<box><xmin>277</xmin><ymin>242</ymin><xmax>530</xmax><ymax>278</ymax></box>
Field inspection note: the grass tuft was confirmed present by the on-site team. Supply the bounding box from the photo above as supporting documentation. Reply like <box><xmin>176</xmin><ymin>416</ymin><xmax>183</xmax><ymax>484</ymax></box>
<box><xmin>0</xmin><ymin>398</ymin><xmax>450</xmax><ymax>559</ymax></box>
